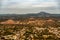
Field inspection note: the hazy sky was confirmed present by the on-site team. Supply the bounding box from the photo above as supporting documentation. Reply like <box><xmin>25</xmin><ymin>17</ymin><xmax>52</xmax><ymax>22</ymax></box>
<box><xmin>0</xmin><ymin>0</ymin><xmax>60</xmax><ymax>14</ymax></box>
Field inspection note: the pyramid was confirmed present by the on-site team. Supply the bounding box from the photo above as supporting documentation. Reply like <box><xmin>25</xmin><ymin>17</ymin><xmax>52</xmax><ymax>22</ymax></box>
<box><xmin>1</xmin><ymin>19</ymin><xmax>15</xmax><ymax>24</ymax></box>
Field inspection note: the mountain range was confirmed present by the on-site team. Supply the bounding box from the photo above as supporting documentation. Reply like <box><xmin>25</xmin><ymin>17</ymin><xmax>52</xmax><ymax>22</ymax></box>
<box><xmin>0</xmin><ymin>12</ymin><xmax>60</xmax><ymax>20</ymax></box>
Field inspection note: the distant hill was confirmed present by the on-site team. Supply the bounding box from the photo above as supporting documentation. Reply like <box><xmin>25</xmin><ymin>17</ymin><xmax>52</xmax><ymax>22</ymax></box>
<box><xmin>0</xmin><ymin>12</ymin><xmax>60</xmax><ymax>20</ymax></box>
<box><xmin>23</xmin><ymin>12</ymin><xmax>60</xmax><ymax>18</ymax></box>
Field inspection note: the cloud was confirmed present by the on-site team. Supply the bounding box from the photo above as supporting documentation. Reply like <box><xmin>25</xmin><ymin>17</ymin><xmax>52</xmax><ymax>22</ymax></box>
<box><xmin>32</xmin><ymin>2</ymin><xmax>57</xmax><ymax>7</ymax></box>
<box><xmin>0</xmin><ymin>0</ymin><xmax>59</xmax><ymax>14</ymax></box>
<box><xmin>1</xmin><ymin>0</ymin><xmax>58</xmax><ymax>8</ymax></box>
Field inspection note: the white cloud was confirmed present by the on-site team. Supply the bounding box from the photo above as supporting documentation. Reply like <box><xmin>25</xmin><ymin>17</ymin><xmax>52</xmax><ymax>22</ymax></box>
<box><xmin>32</xmin><ymin>2</ymin><xmax>57</xmax><ymax>7</ymax></box>
<box><xmin>1</xmin><ymin>0</ymin><xmax>58</xmax><ymax>8</ymax></box>
<box><xmin>0</xmin><ymin>0</ymin><xmax>59</xmax><ymax>14</ymax></box>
